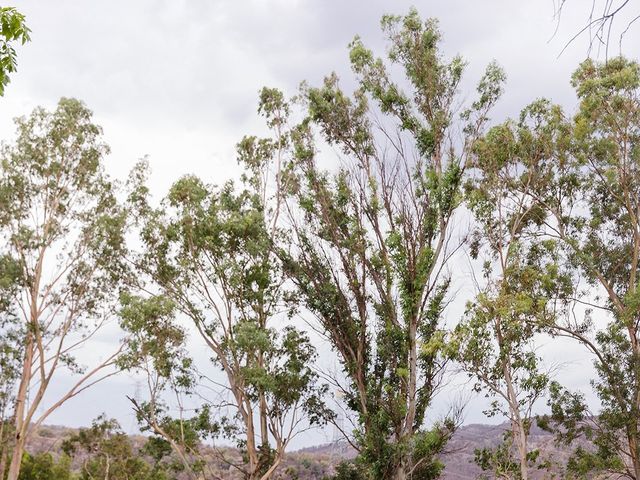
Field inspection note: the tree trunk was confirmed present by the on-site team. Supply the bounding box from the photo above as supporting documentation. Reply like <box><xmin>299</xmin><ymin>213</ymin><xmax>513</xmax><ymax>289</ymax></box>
<box><xmin>258</xmin><ymin>351</ymin><xmax>270</xmax><ymax>457</ymax></box>
<box><xmin>244</xmin><ymin>402</ymin><xmax>260</xmax><ymax>479</ymax></box>
<box><xmin>515</xmin><ymin>422</ymin><xmax>529</xmax><ymax>480</ymax></box>
<box><xmin>0</xmin><ymin>417</ymin><xmax>7</xmax><ymax>480</ymax></box>
<box><xmin>104</xmin><ymin>453</ymin><xmax>110</xmax><ymax>480</ymax></box>
<box><xmin>405</xmin><ymin>318</ymin><xmax>418</xmax><ymax>434</ymax></box>
<box><xmin>259</xmin><ymin>454</ymin><xmax>281</xmax><ymax>480</ymax></box>
<box><xmin>391</xmin><ymin>461</ymin><xmax>407</xmax><ymax>480</ymax></box>
<box><xmin>495</xmin><ymin>314</ymin><xmax>529</xmax><ymax>480</ymax></box>
<box><xmin>6</xmin><ymin>432</ymin><xmax>25</xmax><ymax>480</ymax></box>
<box><xmin>7</xmin><ymin>334</ymin><xmax>34</xmax><ymax>480</ymax></box>
<box><xmin>628</xmin><ymin>431</ymin><xmax>640</xmax><ymax>480</ymax></box>
<box><xmin>503</xmin><ymin>364</ymin><xmax>528</xmax><ymax>480</ymax></box>
<box><xmin>0</xmin><ymin>447</ymin><xmax>8</xmax><ymax>480</ymax></box>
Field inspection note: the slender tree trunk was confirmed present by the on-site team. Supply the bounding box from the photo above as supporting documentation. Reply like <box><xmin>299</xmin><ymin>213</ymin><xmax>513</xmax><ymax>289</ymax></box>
<box><xmin>503</xmin><ymin>363</ymin><xmax>528</xmax><ymax>480</ymax></box>
<box><xmin>0</xmin><ymin>416</ymin><xmax>6</xmax><ymax>480</ymax></box>
<box><xmin>0</xmin><ymin>436</ymin><xmax>8</xmax><ymax>480</ymax></box>
<box><xmin>393</xmin><ymin>319</ymin><xmax>418</xmax><ymax>480</ymax></box>
<box><xmin>244</xmin><ymin>400</ymin><xmax>260</xmax><ymax>479</ymax></box>
<box><xmin>392</xmin><ymin>461</ymin><xmax>407</xmax><ymax>480</ymax></box>
<box><xmin>104</xmin><ymin>453</ymin><xmax>110</xmax><ymax>480</ymax></box>
<box><xmin>626</xmin><ymin>318</ymin><xmax>639</xmax><ymax>453</ymax></box>
<box><xmin>258</xmin><ymin>351</ymin><xmax>270</xmax><ymax>455</ymax></box>
<box><xmin>258</xmin><ymin>392</ymin><xmax>270</xmax><ymax>477</ymax></box>
<box><xmin>628</xmin><ymin>417</ymin><xmax>640</xmax><ymax>479</ymax></box>
<box><xmin>259</xmin><ymin>454</ymin><xmax>282</xmax><ymax>480</ymax></box>
<box><xmin>259</xmin><ymin>395</ymin><xmax>268</xmax><ymax>442</ymax></box>
<box><xmin>494</xmin><ymin>312</ymin><xmax>529</xmax><ymax>480</ymax></box>
<box><xmin>7</xmin><ymin>334</ymin><xmax>34</xmax><ymax>480</ymax></box>
<box><xmin>515</xmin><ymin>420</ymin><xmax>528</xmax><ymax>480</ymax></box>
<box><xmin>6</xmin><ymin>432</ymin><xmax>25</xmax><ymax>480</ymax></box>
<box><xmin>405</xmin><ymin>318</ymin><xmax>418</xmax><ymax>433</ymax></box>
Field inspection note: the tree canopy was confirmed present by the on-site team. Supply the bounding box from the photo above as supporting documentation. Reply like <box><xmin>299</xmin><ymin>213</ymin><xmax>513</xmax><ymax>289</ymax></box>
<box><xmin>0</xmin><ymin>7</ymin><xmax>29</xmax><ymax>96</ymax></box>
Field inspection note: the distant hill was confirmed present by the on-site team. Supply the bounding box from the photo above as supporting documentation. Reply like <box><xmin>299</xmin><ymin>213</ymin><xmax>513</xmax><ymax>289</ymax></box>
<box><xmin>439</xmin><ymin>422</ymin><xmax>574</xmax><ymax>479</ymax></box>
<box><xmin>294</xmin><ymin>422</ymin><xmax>580</xmax><ymax>479</ymax></box>
<box><xmin>26</xmin><ymin>422</ymin><xmax>584</xmax><ymax>479</ymax></box>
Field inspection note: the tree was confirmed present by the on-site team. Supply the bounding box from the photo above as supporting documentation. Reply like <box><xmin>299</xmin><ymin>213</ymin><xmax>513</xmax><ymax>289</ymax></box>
<box><xmin>18</xmin><ymin>451</ymin><xmax>72</xmax><ymax>480</ymax></box>
<box><xmin>62</xmin><ymin>415</ymin><xmax>178</xmax><ymax>480</ymax></box>
<box><xmin>0</xmin><ymin>333</ymin><xmax>20</xmax><ymax>480</ymax></box>
<box><xmin>541</xmin><ymin>57</ymin><xmax>640</xmax><ymax>479</ymax></box>
<box><xmin>484</xmin><ymin>56</ymin><xmax>640</xmax><ymax>479</ymax></box>
<box><xmin>0</xmin><ymin>258</ymin><xmax>23</xmax><ymax>479</ymax></box>
<box><xmin>0</xmin><ymin>7</ymin><xmax>30</xmax><ymax>96</ymax></box>
<box><xmin>281</xmin><ymin>9</ymin><xmax>505</xmax><ymax>480</ymax></box>
<box><xmin>124</xmin><ymin>89</ymin><xmax>329</xmax><ymax>480</ymax></box>
<box><xmin>119</xmin><ymin>292</ymin><xmax>219</xmax><ymax>480</ymax></box>
<box><xmin>0</xmin><ymin>9</ymin><xmax>31</xmax><ymax>468</ymax></box>
<box><xmin>0</xmin><ymin>98</ymin><xmax>132</xmax><ymax>480</ymax></box>
<box><xmin>451</xmin><ymin>108</ymin><xmax>572</xmax><ymax>479</ymax></box>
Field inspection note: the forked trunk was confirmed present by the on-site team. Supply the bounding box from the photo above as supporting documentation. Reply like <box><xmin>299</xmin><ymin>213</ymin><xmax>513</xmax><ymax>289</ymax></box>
<box><xmin>629</xmin><ymin>430</ymin><xmax>640</xmax><ymax>480</ymax></box>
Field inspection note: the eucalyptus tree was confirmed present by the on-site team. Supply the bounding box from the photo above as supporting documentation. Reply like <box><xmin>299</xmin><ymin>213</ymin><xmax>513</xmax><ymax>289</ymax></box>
<box><xmin>0</xmin><ymin>331</ymin><xmax>21</xmax><ymax>480</ymax></box>
<box><xmin>118</xmin><ymin>292</ymin><xmax>203</xmax><ymax>478</ymax></box>
<box><xmin>280</xmin><ymin>9</ymin><xmax>505</xmax><ymax>480</ymax></box>
<box><xmin>452</xmin><ymin>109</ymin><xmax>572</xmax><ymax>479</ymax></box>
<box><xmin>0</xmin><ymin>7</ymin><xmax>30</xmax><ymax>96</ymax></box>
<box><xmin>17</xmin><ymin>451</ymin><xmax>73</xmax><ymax>480</ymax></box>
<box><xmin>479</xmin><ymin>57</ymin><xmax>640</xmax><ymax>478</ymax></box>
<box><xmin>529</xmin><ymin>57</ymin><xmax>640</xmax><ymax>480</ymax></box>
<box><xmin>62</xmin><ymin>415</ymin><xmax>178</xmax><ymax>480</ymax></box>
<box><xmin>0</xmin><ymin>8</ymin><xmax>30</xmax><ymax>466</ymax></box>
<box><xmin>0</xmin><ymin>257</ymin><xmax>22</xmax><ymax>479</ymax></box>
<box><xmin>126</xmin><ymin>88</ymin><xmax>328</xmax><ymax>480</ymax></box>
<box><xmin>0</xmin><ymin>98</ymin><xmax>132</xmax><ymax>480</ymax></box>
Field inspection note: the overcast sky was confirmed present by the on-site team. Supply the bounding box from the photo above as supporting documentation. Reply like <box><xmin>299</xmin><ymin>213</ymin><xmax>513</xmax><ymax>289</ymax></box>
<box><xmin>2</xmin><ymin>1</ymin><xmax>639</xmax><ymax>448</ymax></box>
